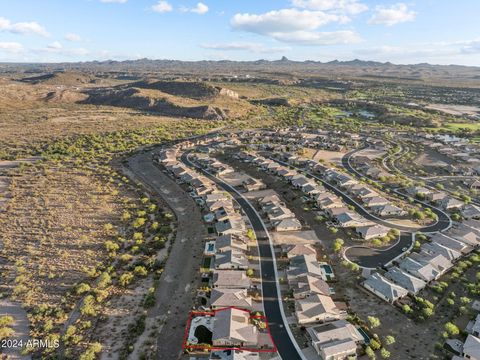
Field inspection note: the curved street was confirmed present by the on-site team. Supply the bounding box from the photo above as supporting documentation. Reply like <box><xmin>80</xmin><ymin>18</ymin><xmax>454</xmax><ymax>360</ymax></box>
<box><xmin>181</xmin><ymin>152</ymin><xmax>306</xmax><ymax>360</ymax></box>
<box><xmin>338</xmin><ymin>146</ymin><xmax>452</xmax><ymax>268</ymax></box>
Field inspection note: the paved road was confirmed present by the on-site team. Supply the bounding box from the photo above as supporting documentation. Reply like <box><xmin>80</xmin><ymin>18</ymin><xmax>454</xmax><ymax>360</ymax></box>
<box><xmin>344</xmin><ymin>233</ymin><xmax>413</xmax><ymax>269</ymax></box>
<box><xmin>181</xmin><ymin>152</ymin><xmax>306</xmax><ymax>360</ymax></box>
<box><xmin>128</xmin><ymin>151</ymin><xmax>206</xmax><ymax>360</ymax></box>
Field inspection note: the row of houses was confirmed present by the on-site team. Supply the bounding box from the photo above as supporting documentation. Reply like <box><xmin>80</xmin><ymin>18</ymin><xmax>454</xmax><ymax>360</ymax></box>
<box><xmin>283</xmin><ymin>244</ymin><xmax>367</xmax><ymax>359</ymax></box>
<box><xmin>322</xmin><ymin>168</ymin><xmax>406</xmax><ymax>218</ymax></box>
<box><xmin>242</xmin><ymin>151</ymin><xmax>394</xmax><ymax>241</ymax></box>
<box><xmin>234</xmin><ymin>150</ymin><xmax>367</xmax><ymax>359</ymax></box>
<box><xmin>237</xmin><ymin>129</ymin><xmax>360</xmax><ymax>152</ymax></box>
<box><xmin>159</xmin><ymin>148</ymin><xmax>267</xmax><ymax>355</ymax></box>
<box><xmin>406</xmin><ymin>186</ymin><xmax>465</xmax><ymax>211</ymax></box>
<box><xmin>363</xmin><ymin>221</ymin><xmax>480</xmax><ymax>303</ymax></box>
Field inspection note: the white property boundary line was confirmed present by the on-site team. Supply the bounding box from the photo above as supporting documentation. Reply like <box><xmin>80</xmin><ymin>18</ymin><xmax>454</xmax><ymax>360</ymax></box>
<box><xmin>185</xmin><ymin>153</ymin><xmax>307</xmax><ymax>360</ymax></box>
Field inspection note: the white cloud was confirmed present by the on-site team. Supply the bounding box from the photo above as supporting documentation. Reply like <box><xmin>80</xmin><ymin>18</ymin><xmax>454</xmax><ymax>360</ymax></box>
<box><xmin>35</xmin><ymin>43</ymin><xmax>90</xmax><ymax>57</ymax></box>
<box><xmin>0</xmin><ymin>17</ymin><xmax>49</xmax><ymax>37</ymax></box>
<box><xmin>180</xmin><ymin>2</ymin><xmax>209</xmax><ymax>14</ymax></box>
<box><xmin>0</xmin><ymin>42</ymin><xmax>24</xmax><ymax>53</ymax></box>
<box><xmin>272</xmin><ymin>30</ymin><xmax>361</xmax><ymax>45</ymax></box>
<box><xmin>232</xmin><ymin>9</ymin><xmax>344</xmax><ymax>34</ymax></box>
<box><xmin>152</xmin><ymin>1</ymin><xmax>173</xmax><ymax>13</ymax></box>
<box><xmin>369</xmin><ymin>3</ymin><xmax>416</xmax><ymax>26</ymax></box>
<box><xmin>64</xmin><ymin>33</ymin><xmax>82</xmax><ymax>42</ymax></box>
<box><xmin>47</xmin><ymin>41</ymin><xmax>63</xmax><ymax>50</ymax></box>
<box><xmin>354</xmin><ymin>39</ymin><xmax>480</xmax><ymax>63</ymax></box>
<box><xmin>461</xmin><ymin>40</ymin><xmax>480</xmax><ymax>54</ymax></box>
<box><xmin>231</xmin><ymin>8</ymin><xmax>358</xmax><ymax>45</ymax></box>
<box><xmin>200</xmin><ymin>42</ymin><xmax>290</xmax><ymax>53</ymax></box>
<box><xmin>291</xmin><ymin>0</ymin><xmax>368</xmax><ymax>15</ymax></box>
<box><xmin>100</xmin><ymin>0</ymin><xmax>127</xmax><ymax>3</ymax></box>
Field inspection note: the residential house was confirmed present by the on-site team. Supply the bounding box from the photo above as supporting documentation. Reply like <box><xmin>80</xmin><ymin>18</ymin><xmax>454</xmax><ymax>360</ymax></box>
<box><xmin>292</xmin><ymin>275</ymin><xmax>331</xmax><ymax>299</ymax></box>
<box><xmin>441</xmin><ymin>197</ymin><xmax>464</xmax><ymax>211</ymax></box>
<box><xmin>371</xmin><ymin>204</ymin><xmax>406</xmax><ymax>217</ymax></box>
<box><xmin>317</xmin><ymin>196</ymin><xmax>344</xmax><ymax>210</ymax></box>
<box><xmin>287</xmin><ymin>254</ymin><xmax>325</xmax><ymax>282</ymax></box>
<box><xmin>210</xmin><ymin>288</ymin><xmax>253</xmax><ymax>310</ymax></box>
<box><xmin>462</xmin><ymin>334</ymin><xmax>480</xmax><ymax>359</ymax></box>
<box><xmin>307</xmin><ymin>320</ymin><xmax>364</xmax><ymax>360</ymax></box>
<box><xmin>421</xmin><ymin>242</ymin><xmax>462</xmax><ymax>261</ymax></box>
<box><xmin>425</xmin><ymin>191</ymin><xmax>448</xmax><ymax>203</ymax></box>
<box><xmin>215</xmin><ymin>217</ymin><xmax>246</xmax><ymax>237</ymax></box>
<box><xmin>283</xmin><ymin>244</ymin><xmax>317</xmax><ymax>259</ymax></box>
<box><xmin>363</xmin><ymin>196</ymin><xmax>389</xmax><ymax>208</ymax></box>
<box><xmin>242</xmin><ymin>177</ymin><xmax>266</xmax><ymax>192</ymax></box>
<box><xmin>216</xmin><ymin>234</ymin><xmax>248</xmax><ymax>253</ymax></box>
<box><xmin>334</xmin><ymin>212</ymin><xmax>368</xmax><ymax>228</ymax></box>
<box><xmin>209</xmin><ymin>350</ymin><xmax>260</xmax><ymax>360</ymax></box>
<box><xmin>326</xmin><ymin>207</ymin><xmax>350</xmax><ymax>218</ymax></box>
<box><xmin>462</xmin><ymin>204</ymin><xmax>480</xmax><ymax>220</ymax></box>
<box><xmin>208</xmin><ymin>199</ymin><xmax>235</xmax><ymax>212</ymax></box>
<box><xmin>212</xmin><ymin>270</ymin><xmax>251</xmax><ymax>289</ymax></box>
<box><xmin>398</xmin><ymin>257</ymin><xmax>441</xmax><ymax>283</ymax></box>
<box><xmin>450</xmin><ymin>228</ymin><xmax>480</xmax><ymax>247</ymax></box>
<box><xmin>291</xmin><ymin>176</ymin><xmax>312</xmax><ymax>189</ymax></box>
<box><xmin>295</xmin><ymin>293</ymin><xmax>346</xmax><ymax>325</ymax></box>
<box><xmin>272</xmin><ymin>218</ymin><xmax>302</xmax><ymax>232</ymax></box>
<box><xmin>410</xmin><ymin>252</ymin><xmax>452</xmax><ymax>275</ymax></box>
<box><xmin>206</xmin><ymin>193</ymin><xmax>231</xmax><ymax>207</ymax></box>
<box><xmin>431</xmin><ymin>233</ymin><xmax>472</xmax><ymax>255</ymax></box>
<box><xmin>384</xmin><ymin>267</ymin><xmax>426</xmax><ymax>295</ymax></box>
<box><xmin>407</xmin><ymin>186</ymin><xmax>432</xmax><ymax>197</ymax></box>
<box><xmin>215</xmin><ymin>249</ymin><xmax>249</xmax><ymax>270</ymax></box>
<box><xmin>363</xmin><ymin>273</ymin><xmax>408</xmax><ymax>303</ymax></box>
<box><xmin>212</xmin><ymin>308</ymin><xmax>258</xmax><ymax>347</ymax></box>
<box><xmin>356</xmin><ymin>225</ymin><xmax>390</xmax><ymax>240</ymax></box>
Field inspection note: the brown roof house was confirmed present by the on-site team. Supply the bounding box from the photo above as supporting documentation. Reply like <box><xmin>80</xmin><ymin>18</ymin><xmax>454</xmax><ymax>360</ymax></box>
<box><xmin>212</xmin><ymin>308</ymin><xmax>258</xmax><ymax>348</ymax></box>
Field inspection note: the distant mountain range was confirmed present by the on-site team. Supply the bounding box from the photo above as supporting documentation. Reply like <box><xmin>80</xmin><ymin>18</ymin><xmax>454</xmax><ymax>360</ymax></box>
<box><xmin>1</xmin><ymin>57</ymin><xmax>479</xmax><ymax>87</ymax></box>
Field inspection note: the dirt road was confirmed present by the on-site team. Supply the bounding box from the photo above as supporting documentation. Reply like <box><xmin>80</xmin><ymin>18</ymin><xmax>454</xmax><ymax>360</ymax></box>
<box><xmin>127</xmin><ymin>151</ymin><xmax>206</xmax><ymax>360</ymax></box>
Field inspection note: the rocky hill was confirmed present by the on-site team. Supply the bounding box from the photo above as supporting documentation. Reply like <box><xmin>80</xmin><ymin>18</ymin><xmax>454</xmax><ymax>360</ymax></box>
<box><xmin>82</xmin><ymin>85</ymin><xmax>234</xmax><ymax>120</ymax></box>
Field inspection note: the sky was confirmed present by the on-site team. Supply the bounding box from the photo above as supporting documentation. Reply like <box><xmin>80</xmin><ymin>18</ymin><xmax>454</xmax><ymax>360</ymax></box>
<box><xmin>0</xmin><ymin>0</ymin><xmax>479</xmax><ymax>65</ymax></box>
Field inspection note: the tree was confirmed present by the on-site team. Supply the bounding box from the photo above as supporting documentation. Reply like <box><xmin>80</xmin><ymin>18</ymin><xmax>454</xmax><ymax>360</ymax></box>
<box><xmin>384</xmin><ymin>335</ymin><xmax>395</xmax><ymax>345</ymax></box>
<box><xmin>80</xmin><ymin>295</ymin><xmax>97</xmax><ymax>317</ymax></box>
<box><xmin>327</xmin><ymin>225</ymin><xmax>339</xmax><ymax>234</ymax></box>
<box><xmin>246</xmin><ymin>229</ymin><xmax>256</xmax><ymax>241</ymax></box>
<box><xmin>368</xmin><ymin>316</ymin><xmax>381</xmax><ymax>328</ymax></box>
<box><xmin>79</xmin><ymin>342</ymin><xmax>102</xmax><ymax>360</ymax></box>
<box><xmin>422</xmin><ymin>307</ymin><xmax>434</xmax><ymax>317</ymax></box>
<box><xmin>246</xmin><ymin>268</ymin><xmax>254</xmax><ymax>277</ymax></box>
<box><xmin>381</xmin><ymin>348</ymin><xmax>391</xmax><ymax>359</ymax></box>
<box><xmin>370</xmin><ymin>338</ymin><xmax>381</xmax><ymax>350</ymax></box>
<box><xmin>333</xmin><ymin>238</ymin><xmax>344</xmax><ymax>252</ymax></box>
<box><xmin>451</xmin><ymin>213</ymin><xmax>461</xmax><ymax>221</ymax></box>
<box><xmin>445</xmin><ymin>322</ymin><xmax>460</xmax><ymax>335</ymax></box>
<box><xmin>134</xmin><ymin>266</ymin><xmax>148</xmax><ymax>277</ymax></box>
<box><xmin>132</xmin><ymin>217</ymin><xmax>146</xmax><ymax>228</ymax></box>
<box><xmin>119</xmin><ymin>272</ymin><xmax>134</xmax><ymax>287</ymax></box>
<box><xmin>76</xmin><ymin>283</ymin><xmax>91</xmax><ymax>295</ymax></box>
<box><xmin>97</xmin><ymin>272</ymin><xmax>111</xmax><ymax>289</ymax></box>
<box><xmin>365</xmin><ymin>346</ymin><xmax>376</xmax><ymax>359</ymax></box>
<box><xmin>104</xmin><ymin>240</ymin><xmax>119</xmax><ymax>253</ymax></box>
<box><xmin>0</xmin><ymin>316</ymin><xmax>14</xmax><ymax>340</ymax></box>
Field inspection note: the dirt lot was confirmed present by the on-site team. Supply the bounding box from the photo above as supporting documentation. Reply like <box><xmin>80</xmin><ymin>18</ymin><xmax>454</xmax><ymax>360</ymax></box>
<box><xmin>313</xmin><ymin>149</ymin><xmax>346</xmax><ymax>165</ymax></box>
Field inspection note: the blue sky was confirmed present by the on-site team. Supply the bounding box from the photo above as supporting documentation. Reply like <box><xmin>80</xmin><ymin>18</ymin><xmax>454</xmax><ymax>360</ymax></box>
<box><xmin>0</xmin><ymin>0</ymin><xmax>479</xmax><ymax>65</ymax></box>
